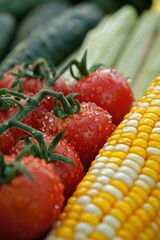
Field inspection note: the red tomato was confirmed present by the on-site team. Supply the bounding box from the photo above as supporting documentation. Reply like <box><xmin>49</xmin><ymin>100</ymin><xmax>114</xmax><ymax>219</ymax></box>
<box><xmin>0</xmin><ymin>155</ymin><xmax>64</xmax><ymax>240</ymax></box>
<box><xmin>67</xmin><ymin>67</ymin><xmax>135</xmax><ymax>125</ymax></box>
<box><xmin>0</xmin><ymin>96</ymin><xmax>40</xmax><ymax>143</ymax></box>
<box><xmin>0</xmin><ymin>66</ymin><xmax>69</xmax><ymax>116</ymax></box>
<box><xmin>10</xmin><ymin>135</ymin><xmax>84</xmax><ymax>200</ymax></box>
<box><xmin>38</xmin><ymin>102</ymin><xmax>116</xmax><ymax>170</ymax></box>
<box><xmin>0</xmin><ymin>113</ymin><xmax>15</xmax><ymax>154</ymax></box>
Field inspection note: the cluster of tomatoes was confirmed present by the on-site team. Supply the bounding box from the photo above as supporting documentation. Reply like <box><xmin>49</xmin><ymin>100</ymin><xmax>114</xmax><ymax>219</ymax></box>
<box><xmin>0</xmin><ymin>58</ymin><xmax>134</xmax><ymax>240</ymax></box>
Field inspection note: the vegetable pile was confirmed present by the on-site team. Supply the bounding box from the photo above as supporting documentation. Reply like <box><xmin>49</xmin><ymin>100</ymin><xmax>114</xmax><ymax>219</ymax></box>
<box><xmin>1</xmin><ymin>0</ymin><xmax>160</xmax><ymax>239</ymax></box>
<box><xmin>0</xmin><ymin>55</ymin><xmax>134</xmax><ymax>239</ymax></box>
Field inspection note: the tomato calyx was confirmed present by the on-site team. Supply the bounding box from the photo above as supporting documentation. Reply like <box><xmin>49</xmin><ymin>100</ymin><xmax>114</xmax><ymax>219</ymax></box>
<box><xmin>69</xmin><ymin>50</ymin><xmax>105</xmax><ymax>80</ymax></box>
<box><xmin>0</xmin><ymin>147</ymin><xmax>34</xmax><ymax>184</ymax></box>
<box><xmin>20</xmin><ymin>132</ymin><xmax>75</xmax><ymax>167</ymax></box>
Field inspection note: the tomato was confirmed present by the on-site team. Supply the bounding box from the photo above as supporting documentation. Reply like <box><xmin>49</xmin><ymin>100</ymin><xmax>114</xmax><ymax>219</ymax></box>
<box><xmin>0</xmin><ymin>113</ymin><xmax>15</xmax><ymax>154</ymax></box>
<box><xmin>10</xmin><ymin>135</ymin><xmax>84</xmax><ymax>200</ymax></box>
<box><xmin>0</xmin><ymin>154</ymin><xmax>64</xmax><ymax>240</ymax></box>
<box><xmin>0</xmin><ymin>96</ymin><xmax>40</xmax><ymax>142</ymax></box>
<box><xmin>45</xmin><ymin>135</ymin><xmax>84</xmax><ymax>200</ymax></box>
<box><xmin>38</xmin><ymin>102</ymin><xmax>116</xmax><ymax>170</ymax></box>
<box><xmin>66</xmin><ymin>67</ymin><xmax>135</xmax><ymax>125</ymax></box>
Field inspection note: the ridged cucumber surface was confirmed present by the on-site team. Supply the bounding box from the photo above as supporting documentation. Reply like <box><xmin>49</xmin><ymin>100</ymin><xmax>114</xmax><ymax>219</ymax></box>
<box><xmin>0</xmin><ymin>3</ymin><xmax>104</xmax><ymax>78</ymax></box>
<box><xmin>12</xmin><ymin>2</ymin><xmax>70</xmax><ymax>46</ymax></box>
<box><xmin>0</xmin><ymin>13</ymin><xmax>16</xmax><ymax>61</ymax></box>
<box><xmin>0</xmin><ymin>0</ymin><xmax>66</xmax><ymax>18</ymax></box>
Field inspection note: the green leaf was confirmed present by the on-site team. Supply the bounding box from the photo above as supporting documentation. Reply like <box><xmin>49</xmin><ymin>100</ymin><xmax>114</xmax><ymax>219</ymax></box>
<box><xmin>48</xmin><ymin>153</ymin><xmax>75</xmax><ymax>168</ymax></box>
<box><xmin>48</xmin><ymin>131</ymin><xmax>64</xmax><ymax>153</ymax></box>
<box><xmin>11</xmin><ymin>161</ymin><xmax>34</xmax><ymax>182</ymax></box>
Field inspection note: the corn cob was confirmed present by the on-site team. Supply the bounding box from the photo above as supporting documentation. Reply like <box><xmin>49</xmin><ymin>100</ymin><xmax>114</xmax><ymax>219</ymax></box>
<box><xmin>45</xmin><ymin>73</ymin><xmax>160</xmax><ymax>240</ymax></box>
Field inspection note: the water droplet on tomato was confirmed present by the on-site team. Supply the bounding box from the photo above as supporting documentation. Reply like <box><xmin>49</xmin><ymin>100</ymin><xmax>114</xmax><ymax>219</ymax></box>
<box><xmin>4</xmin><ymin>121</ymin><xmax>8</xmax><ymax>125</ymax></box>
<box><xmin>61</xmin><ymin>122</ymin><xmax>68</xmax><ymax>128</ymax></box>
<box><xmin>96</xmin><ymin>86</ymin><xmax>103</xmax><ymax>94</ymax></box>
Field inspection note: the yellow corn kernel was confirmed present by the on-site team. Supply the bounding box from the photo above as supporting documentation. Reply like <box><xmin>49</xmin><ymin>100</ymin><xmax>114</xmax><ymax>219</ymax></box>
<box><xmin>146</xmin><ymin>106</ymin><xmax>160</xmax><ymax>116</ymax></box>
<box><xmin>148</xmin><ymin>196</ymin><xmax>160</xmax><ymax>211</ymax></box>
<box><xmin>129</xmin><ymin>215</ymin><xmax>144</xmax><ymax>232</ymax></box>
<box><xmin>98</xmin><ymin>191</ymin><xmax>116</xmax><ymax>205</ymax></box>
<box><xmin>79</xmin><ymin>212</ymin><xmax>99</xmax><ymax>225</ymax></box>
<box><xmin>62</xmin><ymin>218</ymin><xmax>77</xmax><ymax>228</ymax></box>
<box><xmin>124</xmin><ymin>196</ymin><xmax>137</xmax><ymax>211</ymax></box>
<box><xmin>128</xmin><ymin>192</ymin><xmax>144</xmax><ymax>207</ymax></box>
<box><xmin>84</xmin><ymin>174</ymin><xmax>97</xmax><ymax>182</ymax></box>
<box><xmin>55</xmin><ymin>226</ymin><xmax>74</xmax><ymax>238</ymax></box>
<box><xmin>137</xmin><ymin>132</ymin><xmax>149</xmax><ymax>141</ymax></box>
<box><xmin>143</xmin><ymin>112</ymin><xmax>159</xmax><ymax>122</ymax></box>
<box><xmin>132</xmin><ymin>186</ymin><xmax>148</xmax><ymax>201</ymax></box>
<box><xmin>77</xmin><ymin>181</ymin><xmax>92</xmax><ymax>189</ymax></box>
<box><xmin>118</xmin><ymin>137</ymin><xmax>132</xmax><ymax>146</ymax></box>
<box><xmin>110</xmin><ymin>180</ymin><xmax>129</xmax><ymax>195</ymax></box>
<box><xmin>139</xmin><ymin>118</ymin><xmax>155</xmax><ymax>127</ymax></box>
<box><xmin>117</xmin><ymin>229</ymin><xmax>133</xmax><ymax>240</ymax></box>
<box><xmin>136</xmin><ymin>209</ymin><xmax>150</xmax><ymax>226</ymax></box>
<box><xmin>111</xmin><ymin>151</ymin><xmax>126</xmax><ymax>160</ymax></box>
<box><xmin>121</xmin><ymin>132</ymin><xmax>136</xmax><ymax>140</ymax></box>
<box><xmin>114</xmin><ymin>201</ymin><xmax>133</xmax><ymax>217</ymax></box>
<box><xmin>110</xmin><ymin>209</ymin><xmax>126</xmax><ymax>224</ymax></box>
<box><xmin>129</xmin><ymin>146</ymin><xmax>146</xmax><ymax>158</ymax></box>
<box><xmin>148</xmin><ymin>140</ymin><xmax>160</xmax><ymax>149</ymax></box>
<box><xmin>123</xmin><ymin>222</ymin><xmax>137</xmax><ymax>237</ymax></box>
<box><xmin>92</xmin><ymin>197</ymin><xmax>111</xmax><ymax>214</ymax></box>
<box><xmin>88</xmin><ymin>232</ymin><xmax>109</xmax><ymax>240</ymax></box>
<box><xmin>138</xmin><ymin>125</ymin><xmax>152</xmax><ymax>134</ymax></box>
<box><xmin>149</xmin><ymin>133</ymin><xmax>160</xmax><ymax>142</ymax></box>
<box><xmin>131</xmin><ymin>106</ymin><xmax>146</xmax><ymax>114</ymax></box>
<box><xmin>145</xmin><ymin>160</ymin><xmax>160</xmax><ymax>173</ymax></box>
<box><xmin>132</xmin><ymin>138</ymin><xmax>147</xmax><ymax>148</ymax></box>
<box><xmin>141</xmin><ymin>167</ymin><xmax>158</xmax><ymax>182</ymax></box>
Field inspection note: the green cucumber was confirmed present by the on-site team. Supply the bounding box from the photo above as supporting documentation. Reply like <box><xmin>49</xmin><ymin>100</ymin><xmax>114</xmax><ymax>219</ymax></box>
<box><xmin>0</xmin><ymin>3</ymin><xmax>104</xmax><ymax>78</ymax></box>
<box><xmin>0</xmin><ymin>13</ymin><xmax>16</xmax><ymax>61</ymax></box>
<box><xmin>12</xmin><ymin>2</ymin><xmax>70</xmax><ymax>46</ymax></box>
<box><xmin>0</xmin><ymin>0</ymin><xmax>66</xmax><ymax>18</ymax></box>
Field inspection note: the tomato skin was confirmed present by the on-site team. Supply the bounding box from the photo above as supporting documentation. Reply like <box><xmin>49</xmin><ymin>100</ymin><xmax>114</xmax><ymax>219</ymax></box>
<box><xmin>0</xmin><ymin>155</ymin><xmax>64</xmax><ymax>240</ymax></box>
<box><xmin>46</xmin><ymin>136</ymin><xmax>84</xmax><ymax>200</ymax></box>
<box><xmin>38</xmin><ymin>102</ymin><xmax>116</xmax><ymax>170</ymax></box>
<box><xmin>69</xmin><ymin>68</ymin><xmax>135</xmax><ymax>125</ymax></box>
<box><xmin>0</xmin><ymin>113</ymin><xmax>15</xmax><ymax>154</ymax></box>
<box><xmin>10</xmin><ymin>136</ymin><xmax>84</xmax><ymax>200</ymax></box>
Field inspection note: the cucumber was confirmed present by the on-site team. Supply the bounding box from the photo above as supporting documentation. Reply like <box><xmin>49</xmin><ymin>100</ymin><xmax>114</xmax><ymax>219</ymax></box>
<box><xmin>0</xmin><ymin>0</ymin><xmax>66</xmax><ymax>18</ymax></box>
<box><xmin>12</xmin><ymin>2</ymin><xmax>70</xmax><ymax>46</ymax></box>
<box><xmin>0</xmin><ymin>3</ymin><xmax>104</xmax><ymax>78</ymax></box>
<box><xmin>0</xmin><ymin>13</ymin><xmax>16</xmax><ymax>61</ymax></box>
<box><xmin>88</xmin><ymin>0</ymin><xmax>121</xmax><ymax>12</ymax></box>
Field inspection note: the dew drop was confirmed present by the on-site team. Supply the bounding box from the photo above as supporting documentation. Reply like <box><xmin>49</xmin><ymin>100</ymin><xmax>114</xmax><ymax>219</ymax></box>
<box><xmin>4</xmin><ymin>121</ymin><xmax>8</xmax><ymax>125</ymax></box>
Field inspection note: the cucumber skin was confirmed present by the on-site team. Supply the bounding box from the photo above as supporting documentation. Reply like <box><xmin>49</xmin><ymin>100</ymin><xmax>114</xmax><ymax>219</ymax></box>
<box><xmin>0</xmin><ymin>0</ymin><xmax>67</xmax><ymax>18</ymax></box>
<box><xmin>0</xmin><ymin>13</ymin><xmax>16</xmax><ymax>61</ymax></box>
<box><xmin>13</xmin><ymin>2</ymin><xmax>70</xmax><ymax>46</ymax></box>
<box><xmin>0</xmin><ymin>3</ymin><xmax>104</xmax><ymax>78</ymax></box>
